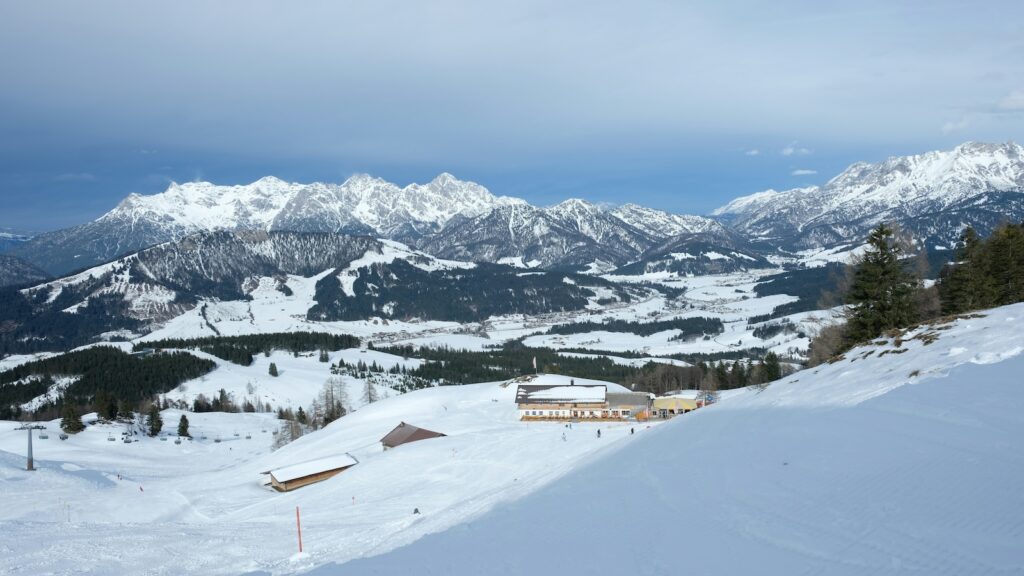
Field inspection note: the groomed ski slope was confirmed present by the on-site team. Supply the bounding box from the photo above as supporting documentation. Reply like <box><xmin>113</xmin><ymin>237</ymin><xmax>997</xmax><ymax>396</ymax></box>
<box><xmin>330</xmin><ymin>304</ymin><xmax>1024</xmax><ymax>576</ymax></box>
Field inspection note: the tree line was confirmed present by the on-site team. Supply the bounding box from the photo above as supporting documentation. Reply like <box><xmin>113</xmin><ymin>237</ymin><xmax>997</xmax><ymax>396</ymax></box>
<box><xmin>546</xmin><ymin>316</ymin><xmax>724</xmax><ymax>339</ymax></box>
<box><xmin>808</xmin><ymin>222</ymin><xmax>1024</xmax><ymax>364</ymax></box>
<box><xmin>0</xmin><ymin>346</ymin><xmax>216</xmax><ymax>420</ymax></box>
<box><xmin>135</xmin><ymin>332</ymin><xmax>360</xmax><ymax>366</ymax></box>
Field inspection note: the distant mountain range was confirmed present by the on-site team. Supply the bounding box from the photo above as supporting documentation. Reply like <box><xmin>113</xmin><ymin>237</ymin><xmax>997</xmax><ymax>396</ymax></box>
<box><xmin>713</xmin><ymin>141</ymin><xmax>1024</xmax><ymax>249</ymax></box>
<box><xmin>0</xmin><ymin>231</ymin><xmax>32</xmax><ymax>253</ymax></box>
<box><xmin>2</xmin><ymin>140</ymin><xmax>1022</xmax><ymax>288</ymax></box>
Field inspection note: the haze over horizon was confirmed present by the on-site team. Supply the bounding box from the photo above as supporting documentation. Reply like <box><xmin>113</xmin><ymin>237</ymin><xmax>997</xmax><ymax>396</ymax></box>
<box><xmin>2</xmin><ymin>0</ymin><xmax>1023</xmax><ymax>232</ymax></box>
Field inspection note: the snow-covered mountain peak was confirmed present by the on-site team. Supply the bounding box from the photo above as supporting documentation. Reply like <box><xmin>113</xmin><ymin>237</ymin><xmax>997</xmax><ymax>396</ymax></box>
<box><xmin>90</xmin><ymin>173</ymin><xmax>525</xmax><ymax>241</ymax></box>
<box><xmin>711</xmin><ymin>141</ymin><xmax>1024</xmax><ymax>248</ymax></box>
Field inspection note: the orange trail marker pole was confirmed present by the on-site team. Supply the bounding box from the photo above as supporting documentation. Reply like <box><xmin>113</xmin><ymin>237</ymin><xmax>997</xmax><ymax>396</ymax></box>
<box><xmin>296</xmin><ymin>506</ymin><xmax>303</xmax><ymax>553</ymax></box>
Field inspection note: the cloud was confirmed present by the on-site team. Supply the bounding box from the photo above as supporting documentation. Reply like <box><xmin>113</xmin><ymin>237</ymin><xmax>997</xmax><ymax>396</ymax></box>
<box><xmin>53</xmin><ymin>172</ymin><xmax>96</xmax><ymax>182</ymax></box>
<box><xmin>791</xmin><ymin>169</ymin><xmax>817</xmax><ymax>176</ymax></box>
<box><xmin>941</xmin><ymin>117</ymin><xmax>969</xmax><ymax>133</ymax></box>
<box><xmin>997</xmin><ymin>90</ymin><xmax>1024</xmax><ymax>111</ymax></box>
<box><xmin>744</xmin><ymin>149</ymin><xmax>760</xmax><ymax>156</ymax></box>
<box><xmin>781</xmin><ymin>142</ymin><xmax>812</xmax><ymax>156</ymax></box>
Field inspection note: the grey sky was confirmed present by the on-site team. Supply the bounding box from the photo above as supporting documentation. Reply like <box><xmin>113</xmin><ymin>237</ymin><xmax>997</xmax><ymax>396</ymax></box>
<box><xmin>1</xmin><ymin>0</ymin><xmax>1022</xmax><ymax>231</ymax></box>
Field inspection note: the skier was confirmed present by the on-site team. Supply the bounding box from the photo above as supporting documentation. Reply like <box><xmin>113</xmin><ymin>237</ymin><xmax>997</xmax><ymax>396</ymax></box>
<box><xmin>413</xmin><ymin>508</ymin><xmax>420</xmax><ymax>515</ymax></box>
<box><xmin>596</xmin><ymin>429</ymin><xmax>601</xmax><ymax>439</ymax></box>
<box><xmin>630</xmin><ymin>427</ymin><xmax>634</xmax><ymax>435</ymax></box>
<box><xmin>561</xmin><ymin>432</ymin><xmax>566</xmax><ymax>442</ymax></box>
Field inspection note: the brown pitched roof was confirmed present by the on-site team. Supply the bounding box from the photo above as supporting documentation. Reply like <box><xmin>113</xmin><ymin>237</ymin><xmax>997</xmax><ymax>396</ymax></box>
<box><xmin>380</xmin><ymin>422</ymin><xmax>446</xmax><ymax>449</ymax></box>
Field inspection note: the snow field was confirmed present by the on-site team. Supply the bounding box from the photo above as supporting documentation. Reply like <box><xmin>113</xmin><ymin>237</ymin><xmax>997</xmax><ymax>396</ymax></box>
<box><xmin>0</xmin><ymin>374</ymin><xmax>649</xmax><ymax>575</ymax></box>
<box><xmin>331</xmin><ymin>303</ymin><xmax>1024</xmax><ymax>576</ymax></box>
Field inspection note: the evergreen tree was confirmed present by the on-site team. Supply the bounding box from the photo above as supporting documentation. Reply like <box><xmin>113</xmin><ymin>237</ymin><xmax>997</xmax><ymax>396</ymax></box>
<box><xmin>147</xmin><ymin>404</ymin><xmax>163</xmax><ymax>436</ymax></box>
<box><xmin>60</xmin><ymin>403</ymin><xmax>85</xmax><ymax>433</ymax></box>
<box><xmin>268</xmin><ymin>362</ymin><xmax>279</xmax><ymax>377</ymax></box>
<box><xmin>762</xmin><ymin>352</ymin><xmax>782</xmax><ymax>382</ymax></box>
<box><xmin>845</xmin><ymin>224</ymin><xmax>919</xmax><ymax>343</ymax></box>
<box><xmin>94</xmin><ymin>389</ymin><xmax>118</xmax><ymax>420</ymax></box>
<box><xmin>177</xmin><ymin>414</ymin><xmax>190</xmax><ymax>437</ymax></box>
<box><xmin>296</xmin><ymin>406</ymin><xmax>307</xmax><ymax>425</ymax></box>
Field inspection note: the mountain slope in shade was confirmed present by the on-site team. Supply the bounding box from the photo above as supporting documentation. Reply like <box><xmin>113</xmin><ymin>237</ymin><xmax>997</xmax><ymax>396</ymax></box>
<box><xmin>421</xmin><ymin>199</ymin><xmax>726</xmax><ymax>270</ymax></box>
<box><xmin>614</xmin><ymin>229</ymin><xmax>773</xmax><ymax>276</ymax></box>
<box><xmin>2</xmin><ymin>231</ymin><xmax>635</xmax><ymax>353</ymax></box>
<box><xmin>714</xmin><ymin>141</ymin><xmax>1024</xmax><ymax>248</ymax></box>
<box><xmin>0</xmin><ymin>254</ymin><xmax>49</xmax><ymax>287</ymax></box>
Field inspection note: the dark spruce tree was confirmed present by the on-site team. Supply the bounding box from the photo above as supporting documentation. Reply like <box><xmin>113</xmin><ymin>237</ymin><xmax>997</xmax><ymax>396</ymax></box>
<box><xmin>762</xmin><ymin>352</ymin><xmax>782</xmax><ymax>383</ymax></box>
<box><xmin>268</xmin><ymin>362</ymin><xmax>279</xmax><ymax>377</ymax></box>
<box><xmin>845</xmin><ymin>224</ymin><xmax>919</xmax><ymax>344</ymax></box>
<box><xmin>61</xmin><ymin>403</ymin><xmax>85</xmax><ymax>433</ymax></box>
<box><xmin>147</xmin><ymin>404</ymin><xmax>163</xmax><ymax>436</ymax></box>
<box><xmin>177</xmin><ymin>414</ymin><xmax>190</xmax><ymax>437</ymax></box>
<box><xmin>939</xmin><ymin>223</ymin><xmax>1024</xmax><ymax>315</ymax></box>
<box><xmin>939</xmin><ymin>227</ymin><xmax>997</xmax><ymax>314</ymax></box>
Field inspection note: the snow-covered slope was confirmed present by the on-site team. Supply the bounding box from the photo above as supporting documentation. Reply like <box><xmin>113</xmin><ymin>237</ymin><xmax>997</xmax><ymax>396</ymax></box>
<box><xmin>334</xmin><ymin>304</ymin><xmax>1024</xmax><ymax>575</ymax></box>
<box><xmin>0</xmin><ymin>374</ymin><xmax>641</xmax><ymax>575</ymax></box>
<box><xmin>611</xmin><ymin>203</ymin><xmax>725</xmax><ymax>237</ymax></box>
<box><xmin>714</xmin><ymin>141</ymin><xmax>1024</xmax><ymax>248</ymax></box>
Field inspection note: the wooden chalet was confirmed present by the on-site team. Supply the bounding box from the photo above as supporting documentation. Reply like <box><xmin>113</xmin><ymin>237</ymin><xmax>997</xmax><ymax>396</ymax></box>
<box><xmin>268</xmin><ymin>453</ymin><xmax>358</xmax><ymax>492</ymax></box>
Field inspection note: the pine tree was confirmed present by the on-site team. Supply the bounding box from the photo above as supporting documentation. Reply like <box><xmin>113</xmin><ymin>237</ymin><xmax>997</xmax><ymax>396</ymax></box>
<box><xmin>762</xmin><ymin>352</ymin><xmax>782</xmax><ymax>382</ymax></box>
<box><xmin>296</xmin><ymin>406</ymin><xmax>307</xmax><ymax>425</ymax></box>
<box><xmin>147</xmin><ymin>404</ymin><xmax>163</xmax><ymax>437</ymax></box>
<box><xmin>845</xmin><ymin>224</ymin><xmax>919</xmax><ymax>343</ymax></box>
<box><xmin>268</xmin><ymin>362</ymin><xmax>279</xmax><ymax>377</ymax></box>
<box><xmin>939</xmin><ymin>227</ymin><xmax>996</xmax><ymax>314</ymax></box>
<box><xmin>61</xmin><ymin>403</ymin><xmax>85</xmax><ymax>433</ymax></box>
<box><xmin>177</xmin><ymin>414</ymin><xmax>190</xmax><ymax>437</ymax></box>
<box><xmin>94</xmin><ymin>390</ymin><xmax>118</xmax><ymax>421</ymax></box>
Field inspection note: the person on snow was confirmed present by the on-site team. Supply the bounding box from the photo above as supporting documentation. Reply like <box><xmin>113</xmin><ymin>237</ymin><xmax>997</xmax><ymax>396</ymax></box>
<box><xmin>596</xmin><ymin>429</ymin><xmax>601</xmax><ymax>439</ymax></box>
<box><xmin>561</xmin><ymin>432</ymin><xmax>567</xmax><ymax>442</ymax></box>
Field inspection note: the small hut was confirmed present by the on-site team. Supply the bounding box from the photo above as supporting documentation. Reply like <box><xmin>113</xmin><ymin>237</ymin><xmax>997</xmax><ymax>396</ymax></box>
<box><xmin>380</xmin><ymin>422</ymin><xmax>446</xmax><ymax>451</ymax></box>
<box><xmin>268</xmin><ymin>453</ymin><xmax>359</xmax><ymax>492</ymax></box>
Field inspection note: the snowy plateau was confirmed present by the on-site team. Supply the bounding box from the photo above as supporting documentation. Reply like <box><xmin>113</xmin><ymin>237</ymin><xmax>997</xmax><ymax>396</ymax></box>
<box><xmin>1</xmin><ymin>304</ymin><xmax>1023</xmax><ymax>575</ymax></box>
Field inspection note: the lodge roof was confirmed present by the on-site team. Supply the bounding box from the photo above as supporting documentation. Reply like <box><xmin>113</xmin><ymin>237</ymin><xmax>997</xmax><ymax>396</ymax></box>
<box><xmin>515</xmin><ymin>384</ymin><xmax>607</xmax><ymax>405</ymax></box>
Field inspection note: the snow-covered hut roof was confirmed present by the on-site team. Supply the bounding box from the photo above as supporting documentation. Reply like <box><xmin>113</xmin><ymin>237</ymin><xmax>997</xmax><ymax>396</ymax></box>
<box><xmin>269</xmin><ymin>453</ymin><xmax>358</xmax><ymax>483</ymax></box>
<box><xmin>515</xmin><ymin>384</ymin><xmax>607</xmax><ymax>404</ymax></box>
